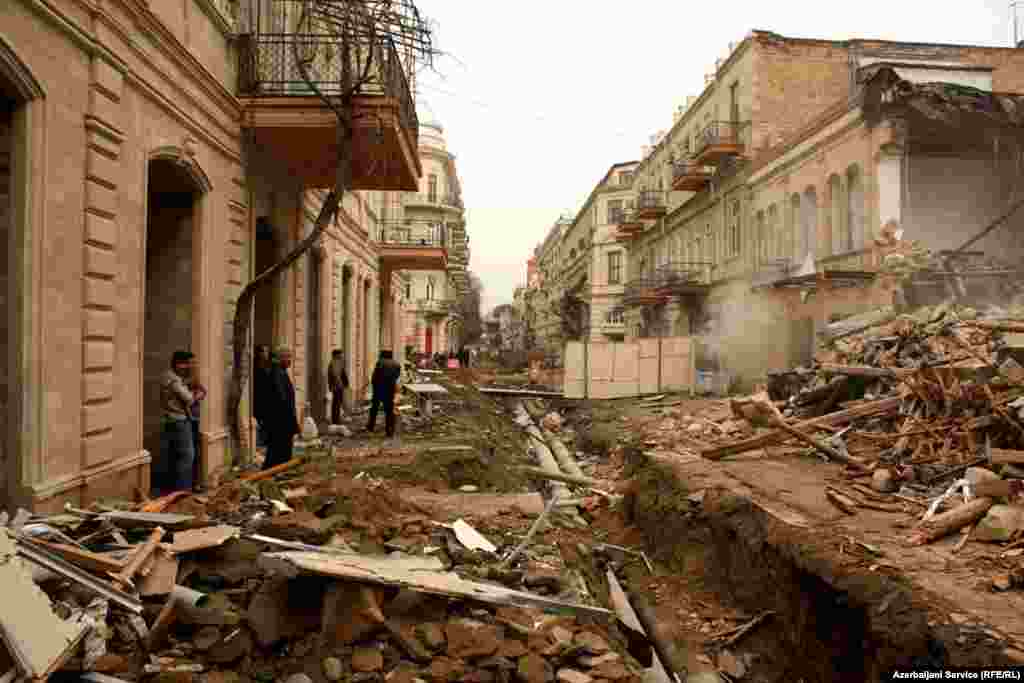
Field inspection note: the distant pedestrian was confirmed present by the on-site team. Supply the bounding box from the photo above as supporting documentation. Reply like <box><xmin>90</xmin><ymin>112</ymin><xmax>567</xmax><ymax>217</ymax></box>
<box><xmin>154</xmin><ymin>351</ymin><xmax>206</xmax><ymax>495</ymax></box>
<box><xmin>327</xmin><ymin>349</ymin><xmax>349</xmax><ymax>425</ymax></box>
<box><xmin>367</xmin><ymin>350</ymin><xmax>401</xmax><ymax>438</ymax></box>
<box><xmin>263</xmin><ymin>348</ymin><xmax>299</xmax><ymax>469</ymax></box>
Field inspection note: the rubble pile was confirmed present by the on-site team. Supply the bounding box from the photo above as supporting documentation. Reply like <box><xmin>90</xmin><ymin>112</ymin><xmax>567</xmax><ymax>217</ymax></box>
<box><xmin>0</xmin><ymin>449</ymin><xmax>648</xmax><ymax>683</ymax></box>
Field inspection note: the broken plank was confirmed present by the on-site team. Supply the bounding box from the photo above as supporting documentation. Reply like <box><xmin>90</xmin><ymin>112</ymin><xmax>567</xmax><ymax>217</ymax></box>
<box><xmin>31</xmin><ymin>541</ymin><xmax>127</xmax><ymax>575</ymax></box>
<box><xmin>907</xmin><ymin>497</ymin><xmax>995</xmax><ymax>546</ymax></box>
<box><xmin>701</xmin><ymin>396</ymin><xmax>902</xmax><ymax>460</ymax></box>
<box><xmin>259</xmin><ymin>551</ymin><xmax>612</xmax><ymax>620</ymax></box>
<box><xmin>168</xmin><ymin>525</ymin><xmax>240</xmax><ymax>555</ymax></box>
<box><xmin>819</xmin><ymin>364</ymin><xmax>914</xmax><ymax>379</ymax></box>
<box><xmin>138</xmin><ymin>549</ymin><xmax>180</xmax><ymax>597</ymax></box>
<box><xmin>240</xmin><ymin>458</ymin><xmax>303</xmax><ymax>483</ymax></box>
<box><xmin>98</xmin><ymin>511</ymin><xmax>195</xmax><ymax>530</ymax></box>
<box><xmin>991</xmin><ymin>448</ymin><xmax>1024</xmax><ymax>466</ymax></box>
<box><xmin>110</xmin><ymin>527</ymin><xmax>165</xmax><ymax>591</ymax></box>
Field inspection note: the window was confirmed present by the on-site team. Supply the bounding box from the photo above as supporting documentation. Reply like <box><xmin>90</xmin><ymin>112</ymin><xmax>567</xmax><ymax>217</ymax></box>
<box><xmin>608</xmin><ymin>252</ymin><xmax>623</xmax><ymax>284</ymax></box>
<box><xmin>846</xmin><ymin>165</ymin><xmax>864</xmax><ymax>250</ymax></box>
<box><xmin>404</xmin><ymin>283</ymin><xmax>411</xmax><ymax>300</ymax></box>
<box><xmin>756</xmin><ymin>210</ymin><xmax>766</xmax><ymax>263</ymax></box>
<box><xmin>426</xmin><ymin>278</ymin><xmax>435</xmax><ymax>300</ymax></box>
<box><xmin>768</xmin><ymin>204</ymin><xmax>779</xmax><ymax>258</ymax></box>
<box><xmin>829</xmin><ymin>174</ymin><xmax>845</xmax><ymax>255</ymax></box>
<box><xmin>729</xmin><ymin>200</ymin><xmax>741</xmax><ymax>257</ymax></box>
<box><xmin>800</xmin><ymin>187</ymin><xmax>818</xmax><ymax>259</ymax></box>
<box><xmin>619</xmin><ymin>171</ymin><xmax>633</xmax><ymax>187</ymax></box>
<box><xmin>578</xmin><ymin>238</ymin><xmax>585</xmax><ymax>251</ymax></box>
<box><xmin>607</xmin><ymin>199</ymin><xmax>623</xmax><ymax>224</ymax></box>
<box><xmin>606</xmin><ymin>308</ymin><xmax>624</xmax><ymax>324</ymax></box>
<box><xmin>788</xmin><ymin>194</ymin><xmax>800</xmax><ymax>261</ymax></box>
<box><xmin>428</xmin><ymin>174</ymin><xmax>438</xmax><ymax>203</ymax></box>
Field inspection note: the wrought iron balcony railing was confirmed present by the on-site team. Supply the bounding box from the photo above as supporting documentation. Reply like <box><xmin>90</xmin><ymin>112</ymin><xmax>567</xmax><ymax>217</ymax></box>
<box><xmin>671</xmin><ymin>158</ymin><xmax>714</xmax><ymax>190</ymax></box>
<box><xmin>417</xmin><ymin>298</ymin><xmax>453</xmax><ymax>316</ymax></box>
<box><xmin>377</xmin><ymin>224</ymin><xmax>447</xmax><ymax>248</ymax></box>
<box><xmin>636</xmin><ymin>190</ymin><xmax>666</xmax><ymax>215</ymax></box>
<box><xmin>237</xmin><ymin>34</ymin><xmax>417</xmax><ymax>144</ymax></box>
<box><xmin>694</xmin><ymin>120</ymin><xmax>751</xmax><ymax>159</ymax></box>
<box><xmin>609</xmin><ymin>207</ymin><xmax>642</xmax><ymax>227</ymax></box>
<box><xmin>655</xmin><ymin>261</ymin><xmax>712</xmax><ymax>289</ymax></box>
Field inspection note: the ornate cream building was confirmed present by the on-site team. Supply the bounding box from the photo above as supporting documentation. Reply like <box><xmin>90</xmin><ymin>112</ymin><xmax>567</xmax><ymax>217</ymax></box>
<box><xmin>0</xmin><ymin>0</ymin><xmax>444</xmax><ymax>511</ymax></box>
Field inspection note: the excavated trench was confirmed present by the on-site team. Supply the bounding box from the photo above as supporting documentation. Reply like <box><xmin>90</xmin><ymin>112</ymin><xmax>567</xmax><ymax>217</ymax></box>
<box><xmin>621</xmin><ymin>450</ymin><xmax>1013</xmax><ymax>682</ymax></box>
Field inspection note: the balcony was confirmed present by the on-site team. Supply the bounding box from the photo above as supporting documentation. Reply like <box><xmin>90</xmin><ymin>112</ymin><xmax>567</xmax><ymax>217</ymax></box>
<box><xmin>671</xmin><ymin>159</ymin><xmax>714</xmax><ymax>192</ymax></box>
<box><xmin>417</xmin><ymin>298</ymin><xmax>453</xmax><ymax>318</ymax></box>
<box><xmin>403</xmin><ymin>193</ymin><xmax>465</xmax><ymax>211</ymax></box>
<box><xmin>602</xmin><ymin>306</ymin><xmax>626</xmax><ymax>333</ymax></box>
<box><xmin>623</xmin><ymin>278</ymin><xmax>668</xmax><ymax>308</ymax></box>
<box><xmin>693</xmin><ymin>121</ymin><xmax>749</xmax><ymax>166</ymax></box>
<box><xmin>654</xmin><ymin>262</ymin><xmax>712</xmax><ymax>296</ymax></box>
<box><xmin>611</xmin><ymin>208</ymin><xmax>644</xmax><ymax>242</ymax></box>
<box><xmin>237</xmin><ymin>33</ymin><xmax>419</xmax><ymax>190</ymax></box>
<box><xmin>636</xmin><ymin>190</ymin><xmax>667</xmax><ymax>219</ymax></box>
<box><xmin>377</xmin><ymin>223</ymin><xmax>447</xmax><ymax>271</ymax></box>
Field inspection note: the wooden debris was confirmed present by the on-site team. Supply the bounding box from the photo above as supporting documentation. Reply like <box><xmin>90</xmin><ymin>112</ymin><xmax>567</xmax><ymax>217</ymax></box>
<box><xmin>515</xmin><ymin>465</ymin><xmax>603</xmax><ymax>489</ymax></box>
<box><xmin>825</xmin><ymin>488</ymin><xmax>857</xmax><ymax>515</ymax></box>
<box><xmin>907</xmin><ymin>497</ymin><xmax>995</xmax><ymax>546</ymax></box>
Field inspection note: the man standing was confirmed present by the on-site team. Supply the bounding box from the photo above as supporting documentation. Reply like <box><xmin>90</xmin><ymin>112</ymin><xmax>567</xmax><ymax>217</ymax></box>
<box><xmin>367</xmin><ymin>350</ymin><xmax>401</xmax><ymax>438</ymax></box>
<box><xmin>327</xmin><ymin>349</ymin><xmax>349</xmax><ymax>425</ymax></box>
<box><xmin>156</xmin><ymin>351</ymin><xmax>206</xmax><ymax>495</ymax></box>
<box><xmin>263</xmin><ymin>348</ymin><xmax>299</xmax><ymax>469</ymax></box>
<box><xmin>252</xmin><ymin>344</ymin><xmax>272</xmax><ymax>450</ymax></box>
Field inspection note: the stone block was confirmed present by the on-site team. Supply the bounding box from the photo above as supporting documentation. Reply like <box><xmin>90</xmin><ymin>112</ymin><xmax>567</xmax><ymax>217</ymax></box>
<box><xmin>86</xmin><ymin>148</ymin><xmax>119</xmax><ymax>188</ymax></box>
<box><xmin>84</xmin><ymin>244</ymin><xmax>117</xmax><ymax>278</ymax></box>
<box><xmin>85</xmin><ymin>212</ymin><xmax>118</xmax><ymax>248</ymax></box>
<box><xmin>85</xmin><ymin>179</ymin><xmax>117</xmax><ymax>217</ymax></box>
<box><xmin>84</xmin><ymin>275</ymin><xmax>116</xmax><ymax>307</ymax></box>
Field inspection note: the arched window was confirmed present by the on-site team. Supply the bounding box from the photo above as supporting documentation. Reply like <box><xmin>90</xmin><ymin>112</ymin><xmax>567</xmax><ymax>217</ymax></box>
<box><xmin>800</xmin><ymin>186</ymin><xmax>818</xmax><ymax>259</ymax></box>
<box><xmin>847</xmin><ymin>164</ymin><xmax>864</xmax><ymax>250</ymax></box>
<box><xmin>426</xmin><ymin>278</ymin><xmax>435</xmax><ymax>300</ymax></box>
<box><xmin>828</xmin><ymin>174</ymin><xmax>845</xmax><ymax>255</ymax></box>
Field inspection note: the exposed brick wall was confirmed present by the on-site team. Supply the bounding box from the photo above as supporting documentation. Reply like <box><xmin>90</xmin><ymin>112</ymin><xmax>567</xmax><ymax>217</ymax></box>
<box><xmin>752</xmin><ymin>38</ymin><xmax>855</xmax><ymax>152</ymax></box>
<box><xmin>142</xmin><ymin>197</ymin><xmax>195</xmax><ymax>462</ymax></box>
<box><xmin>0</xmin><ymin>103</ymin><xmax>11</xmax><ymax>496</ymax></box>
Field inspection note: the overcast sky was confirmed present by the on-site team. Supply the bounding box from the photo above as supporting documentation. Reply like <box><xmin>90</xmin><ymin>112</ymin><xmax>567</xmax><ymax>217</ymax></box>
<box><xmin>415</xmin><ymin>0</ymin><xmax>1018</xmax><ymax>314</ymax></box>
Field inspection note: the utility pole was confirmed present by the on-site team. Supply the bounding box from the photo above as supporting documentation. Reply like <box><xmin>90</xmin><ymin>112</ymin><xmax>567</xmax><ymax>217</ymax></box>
<box><xmin>1014</xmin><ymin>1</ymin><xmax>1021</xmax><ymax>46</ymax></box>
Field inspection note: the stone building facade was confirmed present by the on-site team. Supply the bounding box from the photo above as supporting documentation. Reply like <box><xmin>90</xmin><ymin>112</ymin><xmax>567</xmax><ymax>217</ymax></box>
<box><xmin>0</xmin><ymin>0</ymin><xmax>431</xmax><ymax>511</ymax></box>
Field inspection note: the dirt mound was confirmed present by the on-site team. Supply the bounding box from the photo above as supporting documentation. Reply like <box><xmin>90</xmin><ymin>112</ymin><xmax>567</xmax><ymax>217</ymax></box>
<box><xmin>362</xmin><ymin>447</ymin><xmax>528</xmax><ymax>493</ymax></box>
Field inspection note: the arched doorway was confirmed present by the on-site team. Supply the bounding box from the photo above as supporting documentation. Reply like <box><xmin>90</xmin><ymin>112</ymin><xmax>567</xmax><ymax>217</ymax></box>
<box><xmin>143</xmin><ymin>157</ymin><xmax>202</xmax><ymax>489</ymax></box>
<box><xmin>362</xmin><ymin>278</ymin><xmax>371</xmax><ymax>388</ymax></box>
<box><xmin>305</xmin><ymin>247</ymin><xmax>325</xmax><ymax>425</ymax></box>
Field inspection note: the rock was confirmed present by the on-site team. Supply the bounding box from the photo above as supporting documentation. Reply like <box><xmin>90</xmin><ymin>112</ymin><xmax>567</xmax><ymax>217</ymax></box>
<box><xmin>417</xmin><ymin>622</ymin><xmax>447</xmax><ymax>651</ymax></box>
<box><xmin>965</xmin><ymin>467</ymin><xmax>1001</xmax><ymax>487</ymax></box>
<box><xmin>578</xmin><ymin>653</ymin><xmax>619</xmax><ymax>668</ymax></box>
<box><xmin>686</xmin><ymin>423</ymin><xmax>704</xmax><ymax>434</ymax></box>
<box><xmin>206</xmin><ymin>628</ymin><xmax>253</xmax><ymax>664</ymax></box>
<box><xmin>975</xmin><ymin>505</ymin><xmax>1024</xmax><ymax>542</ymax></box>
<box><xmin>193</xmin><ymin>626</ymin><xmax>222</xmax><ymax>651</ymax></box>
<box><xmin>871</xmin><ymin>469</ymin><xmax>897</xmax><ymax>493</ymax></box>
<box><xmin>284</xmin><ymin>675</ymin><xmax>313</xmax><ymax>683</ymax></box>
<box><xmin>246</xmin><ymin>578</ymin><xmax>322</xmax><ymax>647</ymax></box>
<box><xmin>590</xmin><ymin>661</ymin><xmax>631</xmax><ymax>680</ymax></box>
<box><xmin>545</xmin><ymin>625</ymin><xmax>575</xmax><ymax>655</ymax></box>
<box><xmin>91</xmin><ymin>654</ymin><xmax>129</xmax><ymax>673</ymax></box>
<box><xmin>322</xmin><ymin>583</ymin><xmax>388</xmax><ymax>646</ymax></box>
<box><xmin>351</xmin><ymin>675</ymin><xmax>382</xmax><ymax>683</ymax></box>
<box><xmin>459</xmin><ymin>485</ymin><xmax>480</xmax><ymax>493</ymax></box>
<box><xmin>541</xmin><ymin>412</ymin><xmax>563</xmax><ymax>432</ymax></box>
<box><xmin>463</xmin><ymin>670</ymin><xmax>496</xmax><ymax>683</ymax></box>
<box><xmin>202</xmin><ymin>673</ymin><xmax>239</xmax><ymax>683</ymax></box>
<box><xmin>497</xmin><ymin>639</ymin><xmax>528</xmax><ymax>659</ymax></box>
<box><xmin>523</xmin><ymin>572</ymin><xmax>563</xmax><ymax>593</ymax></box>
<box><xmin>516</xmin><ymin>654</ymin><xmax>549</xmax><ymax>683</ymax></box>
<box><xmin>993</xmin><ymin>574</ymin><xmax>1015</xmax><ymax>591</ymax></box>
<box><xmin>717</xmin><ymin>650</ymin><xmax>746</xmax><ymax>679</ymax></box>
<box><xmin>428</xmin><ymin>657</ymin><xmax>466</xmax><ymax>682</ymax></box>
<box><xmin>352</xmin><ymin>648</ymin><xmax>384</xmax><ymax>673</ymax></box>
<box><xmin>572</xmin><ymin>632</ymin><xmax>610</xmax><ymax>655</ymax></box>
<box><xmin>446</xmin><ymin>619</ymin><xmax>502</xmax><ymax>659</ymax></box>
<box><xmin>323</xmin><ymin>657</ymin><xmax>344</xmax><ymax>681</ymax></box>
<box><xmin>555</xmin><ymin>670</ymin><xmax>592</xmax><ymax>683</ymax></box>
<box><xmin>685</xmin><ymin>673</ymin><xmax>723</xmax><ymax>683</ymax></box>
<box><xmin>478</xmin><ymin>657</ymin><xmax>516</xmax><ymax>671</ymax></box>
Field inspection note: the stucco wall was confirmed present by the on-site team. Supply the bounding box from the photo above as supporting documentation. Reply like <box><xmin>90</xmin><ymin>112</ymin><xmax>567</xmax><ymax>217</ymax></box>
<box><xmin>0</xmin><ymin>102</ymin><xmax>10</xmax><ymax>497</ymax></box>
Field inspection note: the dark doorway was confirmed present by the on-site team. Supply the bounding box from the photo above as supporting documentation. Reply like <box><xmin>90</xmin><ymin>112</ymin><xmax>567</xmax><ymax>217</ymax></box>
<box><xmin>143</xmin><ymin>159</ymin><xmax>199</xmax><ymax>480</ymax></box>
<box><xmin>306</xmin><ymin>250</ymin><xmax>324</xmax><ymax>424</ymax></box>
<box><xmin>0</xmin><ymin>89</ymin><xmax>17</xmax><ymax>508</ymax></box>
<box><xmin>789</xmin><ymin>318</ymin><xmax>815</xmax><ymax>369</ymax></box>
<box><xmin>253</xmin><ymin>216</ymin><xmax>277</xmax><ymax>350</ymax></box>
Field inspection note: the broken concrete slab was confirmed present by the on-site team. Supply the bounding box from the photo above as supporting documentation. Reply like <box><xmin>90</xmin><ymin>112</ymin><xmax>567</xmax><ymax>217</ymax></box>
<box><xmin>258</xmin><ymin>551</ymin><xmax>612</xmax><ymax>619</ymax></box>
<box><xmin>0</xmin><ymin>529</ymin><xmax>90</xmax><ymax>679</ymax></box>
<box><xmin>169</xmin><ymin>526</ymin><xmax>241</xmax><ymax>555</ymax></box>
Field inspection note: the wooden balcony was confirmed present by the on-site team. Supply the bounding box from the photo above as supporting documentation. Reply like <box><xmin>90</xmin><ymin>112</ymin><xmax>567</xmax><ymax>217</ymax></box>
<box><xmin>693</xmin><ymin>121</ymin><xmax>749</xmax><ymax>166</ymax></box>
<box><xmin>671</xmin><ymin>159</ymin><xmax>713</xmax><ymax>192</ymax></box>
<box><xmin>237</xmin><ymin>34</ymin><xmax>420</xmax><ymax>191</ymax></box>
<box><xmin>635</xmin><ymin>190</ymin><xmax>667</xmax><ymax>219</ymax></box>
<box><xmin>377</xmin><ymin>224</ymin><xmax>447</xmax><ymax>271</ymax></box>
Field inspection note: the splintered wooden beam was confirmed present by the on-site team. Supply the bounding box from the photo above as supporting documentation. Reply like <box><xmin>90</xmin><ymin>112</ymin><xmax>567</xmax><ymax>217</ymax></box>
<box><xmin>701</xmin><ymin>396</ymin><xmax>902</xmax><ymax>460</ymax></box>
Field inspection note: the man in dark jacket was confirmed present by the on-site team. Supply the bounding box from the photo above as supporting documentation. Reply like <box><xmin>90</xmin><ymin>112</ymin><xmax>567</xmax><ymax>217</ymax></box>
<box><xmin>263</xmin><ymin>348</ymin><xmax>299</xmax><ymax>469</ymax></box>
<box><xmin>252</xmin><ymin>344</ymin><xmax>272</xmax><ymax>449</ymax></box>
<box><xmin>327</xmin><ymin>349</ymin><xmax>349</xmax><ymax>425</ymax></box>
<box><xmin>367</xmin><ymin>350</ymin><xmax>401</xmax><ymax>438</ymax></box>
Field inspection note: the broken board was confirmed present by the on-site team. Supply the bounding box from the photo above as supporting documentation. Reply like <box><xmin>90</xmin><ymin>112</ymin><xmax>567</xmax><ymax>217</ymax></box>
<box><xmin>259</xmin><ymin>551</ymin><xmax>612</xmax><ymax>619</ymax></box>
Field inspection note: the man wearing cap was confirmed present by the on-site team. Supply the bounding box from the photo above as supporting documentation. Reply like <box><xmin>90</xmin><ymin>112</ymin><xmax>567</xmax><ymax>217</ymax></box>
<box><xmin>263</xmin><ymin>347</ymin><xmax>299</xmax><ymax>469</ymax></box>
<box><xmin>367</xmin><ymin>349</ymin><xmax>401</xmax><ymax>438</ymax></box>
<box><xmin>327</xmin><ymin>349</ymin><xmax>349</xmax><ymax>426</ymax></box>
<box><xmin>156</xmin><ymin>351</ymin><xmax>206</xmax><ymax>495</ymax></box>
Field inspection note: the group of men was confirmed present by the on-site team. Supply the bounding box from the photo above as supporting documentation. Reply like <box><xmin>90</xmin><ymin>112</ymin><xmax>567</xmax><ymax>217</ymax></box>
<box><xmin>152</xmin><ymin>345</ymin><xmax>405</xmax><ymax>497</ymax></box>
